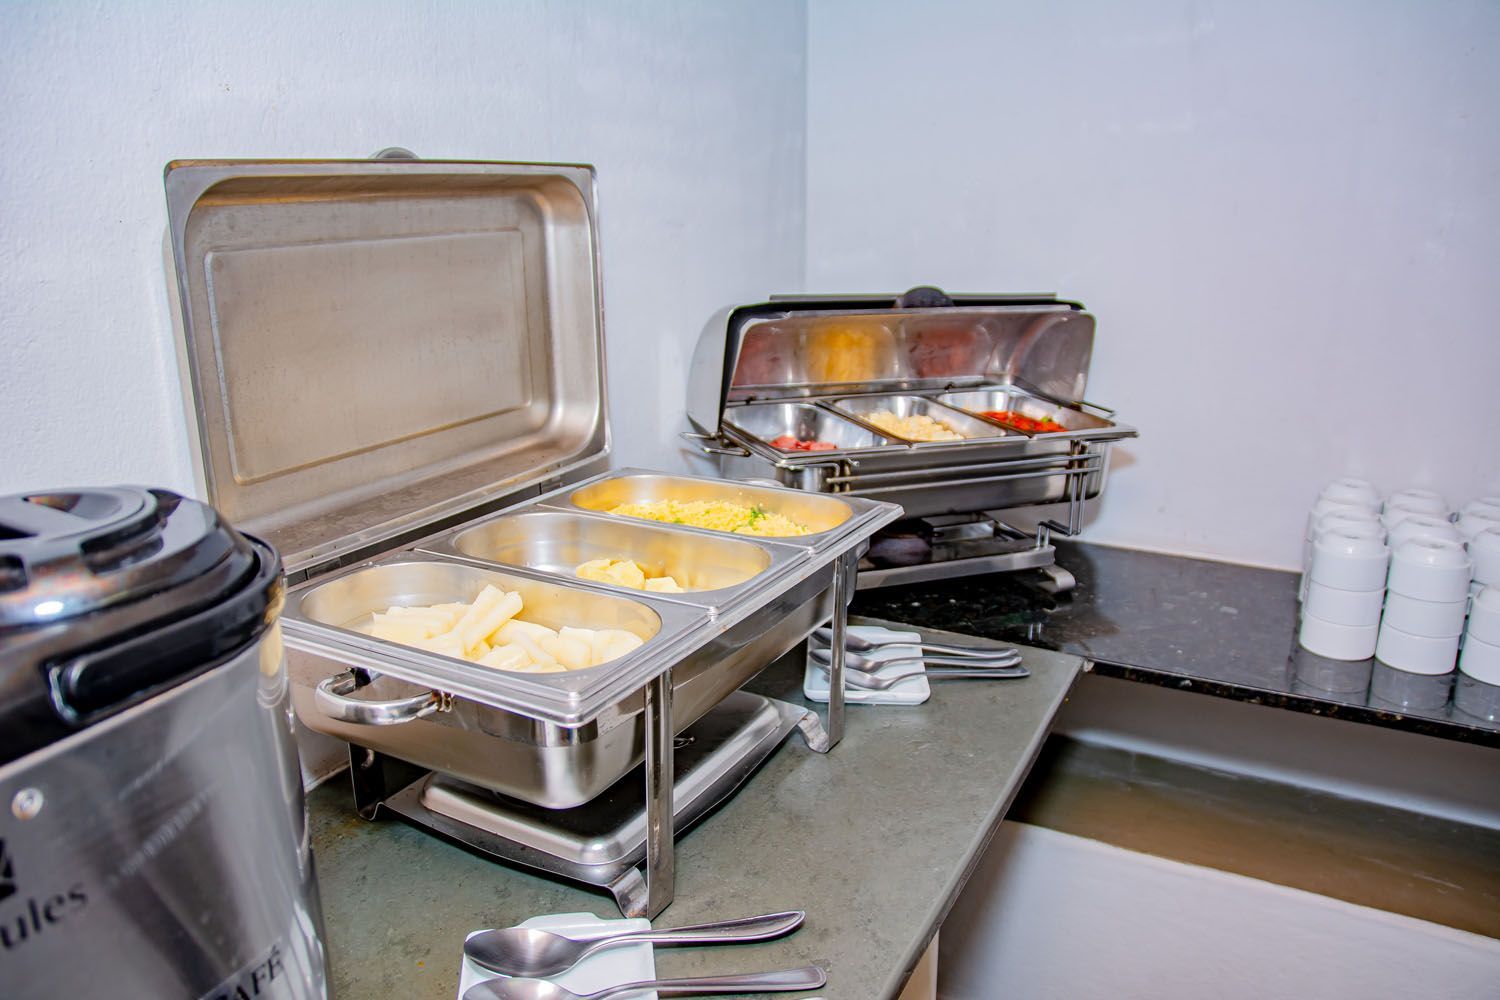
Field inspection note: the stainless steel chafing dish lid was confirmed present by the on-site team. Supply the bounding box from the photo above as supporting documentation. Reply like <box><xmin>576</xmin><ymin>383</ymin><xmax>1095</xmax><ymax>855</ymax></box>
<box><xmin>164</xmin><ymin>156</ymin><xmax>607</xmax><ymax>578</ymax></box>
<box><xmin>687</xmin><ymin>287</ymin><xmax>1095</xmax><ymax>435</ymax></box>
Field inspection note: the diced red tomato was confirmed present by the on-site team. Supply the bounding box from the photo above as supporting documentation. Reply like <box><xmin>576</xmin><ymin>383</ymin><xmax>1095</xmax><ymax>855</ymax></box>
<box><xmin>770</xmin><ymin>434</ymin><xmax>838</xmax><ymax>452</ymax></box>
<box><xmin>980</xmin><ymin>410</ymin><xmax>1067</xmax><ymax>434</ymax></box>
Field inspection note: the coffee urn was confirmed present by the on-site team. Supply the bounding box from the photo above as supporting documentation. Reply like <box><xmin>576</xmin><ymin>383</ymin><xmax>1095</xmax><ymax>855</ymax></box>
<box><xmin>0</xmin><ymin>487</ymin><xmax>327</xmax><ymax>998</ymax></box>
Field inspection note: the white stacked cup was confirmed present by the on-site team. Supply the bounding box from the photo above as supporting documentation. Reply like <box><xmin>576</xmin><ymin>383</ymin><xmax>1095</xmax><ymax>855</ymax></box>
<box><xmin>1387</xmin><ymin>514</ymin><xmax>1460</xmax><ymax>552</ymax></box>
<box><xmin>1380</xmin><ymin>489</ymin><xmax>1449</xmax><ymax>533</ymax></box>
<box><xmin>1456</xmin><ymin>586</ymin><xmax>1500</xmax><ymax>718</ymax></box>
<box><xmin>1300</xmin><ymin>479</ymin><xmax>1382</xmax><ymax>603</ymax></box>
<box><xmin>1376</xmin><ymin>537</ymin><xmax>1471</xmax><ymax>674</ymax></box>
<box><xmin>1299</xmin><ymin>526</ymin><xmax>1389</xmax><ymax>660</ymax></box>
<box><xmin>1456</xmin><ymin>499</ymin><xmax>1500</xmax><ymax>544</ymax></box>
<box><xmin>1471</xmin><ymin>526</ymin><xmax>1500</xmax><ymax>600</ymax></box>
<box><xmin>1300</xmin><ymin>508</ymin><xmax>1383</xmax><ymax>602</ymax></box>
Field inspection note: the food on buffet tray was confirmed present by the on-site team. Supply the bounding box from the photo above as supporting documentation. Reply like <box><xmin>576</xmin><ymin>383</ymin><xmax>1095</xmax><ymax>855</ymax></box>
<box><xmin>979</xmin><ymin>410</ymin><xmax>1067</xmax><ymax>434</ymax></box>
<box><xmin>576</xmin><ymin>557</ymin><xmax>685</xmax><ymax>593</ymax></box>
<box><xmin>807</xmin><ymin>323</ymin><xmax>892</xmax><ymax>383</ymax></box>
<box><xmin>608</xmin><ymin>499</ymin><xmax>810</xmax><ymax>537</ymax></box>
<box><xmin>864</xmin><ymin>410</ymin><xmax>966</xmax><ymax>442</ymax></box>
<box><xmin>769</xmin><ymin>434</ymin><xmax>837</xmax><ymax>452</ymax></box>
<box><xmin>359</xmin><ymin>584</ymin><xmax>644</xmax><ymax>671</ymax></box>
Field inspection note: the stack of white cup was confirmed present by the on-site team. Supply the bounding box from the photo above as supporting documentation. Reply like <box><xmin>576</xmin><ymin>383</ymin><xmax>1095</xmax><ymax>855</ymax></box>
<box><xmin>1299</xmin><ymin>479</ymin><xmax>1382</xmax><ymax>604</ymax></box>
<box><xmin>1376</xmin><ymin>536</ymin><xmax>1472</xmax><ymax>675</ymax></box>
<box><xmin>1456</xmin><ymin>584</ymin><xmax>1500</xmax><ymax>717</ymax></box>
<box><xmin>1300</xmin><ymin>524</ymin><xmax>1389</xmax><ymax>660</ymax></box>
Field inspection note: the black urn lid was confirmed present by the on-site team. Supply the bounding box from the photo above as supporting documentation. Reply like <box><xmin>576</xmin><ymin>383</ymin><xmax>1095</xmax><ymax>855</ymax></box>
<box><xmin>0</xmin><ymin>488</ymin><xmax>280</xmax><ymax>765</ymax></box>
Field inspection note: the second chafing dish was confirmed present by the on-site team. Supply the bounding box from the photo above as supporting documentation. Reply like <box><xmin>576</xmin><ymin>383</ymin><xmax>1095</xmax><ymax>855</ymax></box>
<box><xmin>687</xmin><ymin>290</ymin><xmax>1137</xmax><ymax>519</ymax></box>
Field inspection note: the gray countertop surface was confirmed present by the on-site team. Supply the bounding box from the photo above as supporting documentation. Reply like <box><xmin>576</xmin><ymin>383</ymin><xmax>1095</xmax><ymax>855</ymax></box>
<box><xmin>308</xmin><ymin>635</ymin><xmax>1082</xmax><ymax>999</ymax></box>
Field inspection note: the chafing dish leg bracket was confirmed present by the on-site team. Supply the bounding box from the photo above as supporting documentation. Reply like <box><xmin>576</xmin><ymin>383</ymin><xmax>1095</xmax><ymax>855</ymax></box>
<box><xmin>796</xmin><ymin>549</ymin><xmax>854</xmax><ymax>753</ymax></box>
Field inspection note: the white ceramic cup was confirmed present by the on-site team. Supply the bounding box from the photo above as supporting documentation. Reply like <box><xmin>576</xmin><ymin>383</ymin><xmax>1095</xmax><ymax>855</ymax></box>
<box><xmin>1456</xmin><ymin>510</ymin><xmax>1500</xmax><ymax>543</ymax></box>
<box><xmin>1304</xmin><ymin>582</ymin><xmax>1384</xmax><ymax>627</ymax></box>
<box><xmin>1309</xmin><ymin>528</ymin><xmax>1390</xmax><ymax>592</ymax></box>
<box><xmin>1466</xmin><ymin>586</ymin><xmax>1500</xmax><ymax>646</ymax></box>
<box><xmin>1300</xmin><ymin>515</ymin><xmax>1384</xmax><ymax>600</ymax></box>
<box><xmin>1375</xmin><ymin>622</ymin><xmax>1459</xmax><ymax>675</ymax></box>
<box><xmin>1299</xmin><ymin>614</ymin><xmax>1378</xmax><ymax>661</ymax></box>
<box><xmin>1460</xmin><ymin>497</ymin><xmax>1500</xmax><ymax>520</ymax></box>
<box><xmin>1381</xmin><ymin>497</ymin><xmax>1450</xmax><ymax>532</ymax></box>
<box><xmin>1458</xmin><ymin>634</ymin><xmax>1500</xmax><ymax>686</ymax></box>
<box><xmin>1388</xmin><ymin>515</ymin><xmax>1460</xmax><ymax>550</ymax></box>
<box><xmin>1471</xmin><ymin>528</ymin><xmax>1500</xmax><ymax>587</ymax></box>
<box><xmin>1304</xmin><ymin>497</ymin><xmax>1373</xmax><ymax>542</ymax></box>
<box><xmin>1385</xmin><ymin>488</ymin><xmax>1448</xmax><ymax>514</ymax></box>
<box><xmin>1386</xmin><ymin>537</ymin><xmax>1472</xmax><ymax>603</ymax></box>
<box><xmin>1381</xmin><ymin>591</ymin><xmax>1466</xmax><ymax>638</ymax></box>
<box><xmin>1319</xmin><ymin>478</ymin><xmax>1381</xmax><ymax>511</ymax></box>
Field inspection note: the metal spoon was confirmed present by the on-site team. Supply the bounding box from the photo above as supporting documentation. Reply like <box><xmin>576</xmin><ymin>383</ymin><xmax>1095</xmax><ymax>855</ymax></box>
<box><xmin>809</xmin><ymin>646</ymin><xmax>1021</xmax><ymax>671</ymax></box>
<box><xmin>814</xmin><ymin>626</ymin><xmax>1018</xmax><ymax>660</ymax></box>
<box><xmin>465</xmin><ymin>911</ymin><xmax>804</xmax><ymax>979</ymax></box>
<box><xmin>817</xmin><ymin>662</ymin><xmax>1029</xmax><ymax>690</ymax></box>
<box><xmin>462</xmin><ymin>963</ymin><xmax>826</xmax><ymax>1000</ymax></box>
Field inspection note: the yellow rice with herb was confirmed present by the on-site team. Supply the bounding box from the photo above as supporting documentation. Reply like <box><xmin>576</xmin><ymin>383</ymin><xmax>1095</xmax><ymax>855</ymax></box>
<box><xmin>607</xmin><ymin>499</ymin><xmax>810</xmax><ymax>537</ymax></box>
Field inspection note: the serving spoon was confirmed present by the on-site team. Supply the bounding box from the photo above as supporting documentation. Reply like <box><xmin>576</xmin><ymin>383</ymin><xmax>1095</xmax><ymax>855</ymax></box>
<box><xmin>814</xmin><ymin>625</ymin><xmax>1018</xmax><ymax>660</ymax></box>
<box><xmin>809</xmin><ymin>646</ymin><xmax>1021</xmax><ymax>671</ymax></box>
<box><xmin>465</xmin><ymin>911</ymin><xmax>804</xmax><ymax>979</ymax></box>
<box><xmin>462</xmin><ymin>964</ymin><xmax>827</xmax><ymax>1000</ymax></box>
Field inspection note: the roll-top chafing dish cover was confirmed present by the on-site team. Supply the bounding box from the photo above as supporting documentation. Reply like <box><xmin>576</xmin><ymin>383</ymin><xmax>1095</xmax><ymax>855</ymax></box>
<box><xmin>688</xmin><ymin>288</ymin><xmax>1098</xmax><ymax>436</ymax></box>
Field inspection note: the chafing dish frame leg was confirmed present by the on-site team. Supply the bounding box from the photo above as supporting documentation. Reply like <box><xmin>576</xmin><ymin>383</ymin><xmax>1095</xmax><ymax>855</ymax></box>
<box><xmin>797</xmin><ymin>549</ymin><xmax>853</xmax><ymax>753</ymax></box>
<box><xmin>614</xmin><ymin>669</ymin><xmax>677</xmax><ymax>919</ymax></box>
<box><xmin>348</xmin><ymin>744</ymin><xmax>413</xmax><ymax>820</ymax></box>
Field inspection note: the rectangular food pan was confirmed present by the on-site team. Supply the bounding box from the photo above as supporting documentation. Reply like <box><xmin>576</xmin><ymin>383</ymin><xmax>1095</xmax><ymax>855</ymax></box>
<box><xmin>829</xmin><ymin>393</ymin><xmax>1012</xmax><ymax>444</ymax></box>
<box><xmin>722</xmin><ymin>401</ymin><xmax>895</xmax><ymax>454</ymax></box>
<box><xmin>556</xmin><ymin>468</ymin><xmax>863</xmax><ymax>550</ymax></box>
<box><xmin>935</xmin><ymin>386</ymin><xmax>1114</xmax><ymax>435</ymax></box>
<box><xmin>416</xmin><ymin>508</ymin><xmax>804</xmax><ymax>612</ymax></box>
<box><xmin>280</xmin><ymin>550</ymin><xmax>841</xmax><ymax>808</ymax></box>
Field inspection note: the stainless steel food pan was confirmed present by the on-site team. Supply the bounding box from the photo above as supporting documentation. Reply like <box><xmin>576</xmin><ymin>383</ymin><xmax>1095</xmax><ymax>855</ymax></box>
<box><xmin>707</xmin><ymin>444</ymin><xmax>1110</xmax><ymax>517</ymax></box>
<box><xmin>829</xmin><ymin>394</ymin><xmax>1012</xmax><ymax>443</ymax></box>
<box><xmin>935</xmin><ymin>387</ymin><xmax>1115</xmax><ymax>436</ymax></box>
<box><xmin>416</xmin><ymin>508</ymin><xmax>799</xmax><ymax>611</ymax></box>
<box><xmin>282</xmin><ymin>552</ymin><xmax>841</xmax><ymax>807</ymax></box>
<box><xmin>559</xmin><ymin>470</ymin><xmax>859</xmax><ymax>548</ymax></box>
<box><xmin>723</xmin><ymin>401</ymin><xmax>895</xmax><ymax>454</ymax></box>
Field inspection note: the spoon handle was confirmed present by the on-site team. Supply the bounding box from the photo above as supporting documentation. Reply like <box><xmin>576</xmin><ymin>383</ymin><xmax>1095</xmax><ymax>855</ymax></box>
<box><xmin>592</xmin><ymin>964</ymin><xmax>827</xmax><ymax>998</ymax></box>
<box><xmin>925</xmin><ymin>666</ymin><xmax>1029</xmax><ymax>680</ymax></box>
<box><xmin>920</xmin><ymin>639</ymin><xmax>1019</xmax><ymax>658</ymax></box>
<box><xmin>922</xmin><ymin>652</ymin><xmax>1021</xmax><ymax>667</ymax></box>
<box><xmin>594</xmin><ymin>909</ymin><xmax>804</xmax><ymax>950</ymax></box>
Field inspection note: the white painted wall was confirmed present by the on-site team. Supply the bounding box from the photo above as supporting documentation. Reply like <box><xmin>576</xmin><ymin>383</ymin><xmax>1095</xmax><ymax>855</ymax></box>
<box><xmin>0</xmin><ymin>0</ymin><xmax>806</xmax><ymax>497</ymax></box>
<box><xmin>806</xmin><ymin>0</ymin><xmax>1500</xmax><ymax>569</ymax></box>
<box><xmin>939</xmin><ymin>823</ymin><xmax>1500</xmax><ymax>999</ymax></box>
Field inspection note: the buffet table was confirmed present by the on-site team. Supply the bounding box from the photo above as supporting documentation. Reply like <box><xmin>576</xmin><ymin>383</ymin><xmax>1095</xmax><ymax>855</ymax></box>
<box><xmin>310</xmin><ymin>640</ymin><xmax>1082</xmax><ymax>999</ymax></box>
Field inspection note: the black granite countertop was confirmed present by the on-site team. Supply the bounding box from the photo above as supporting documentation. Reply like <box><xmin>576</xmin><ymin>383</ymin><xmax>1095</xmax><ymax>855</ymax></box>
<box><xmin>851</xmin><ymin>541</ymin><xmax>1500</xmax><ymax>749</ymax></box>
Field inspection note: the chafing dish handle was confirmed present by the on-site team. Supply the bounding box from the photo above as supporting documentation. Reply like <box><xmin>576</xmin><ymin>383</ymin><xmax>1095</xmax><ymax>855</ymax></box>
<box><xmin>314</xmin><ymin>671</ymin><xmax>448</xmax><ymax>725</ymax></box>
<box><xmin>1076</xmin><ymin>398</ymin><xmax>1117</xmax><ymax>418</ymax></box>
<box><xmin>679</xmin><ymin>430</ymin><xmax>751</xmax><ymax>458</ymax></box>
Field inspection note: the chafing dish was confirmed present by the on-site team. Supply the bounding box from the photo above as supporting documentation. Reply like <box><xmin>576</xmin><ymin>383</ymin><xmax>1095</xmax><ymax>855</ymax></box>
<box><xmin>165</xmin><ymin>155</ymin><xmax>901</xmax><ymax>918</ymax></box>
<box><xmin>685</xmin><ymin>288</ymin><xmax>1137</xmax><ymax>589</ymax></box>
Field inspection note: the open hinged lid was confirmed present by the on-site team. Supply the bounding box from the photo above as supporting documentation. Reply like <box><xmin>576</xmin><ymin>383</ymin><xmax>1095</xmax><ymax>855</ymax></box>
<box><xmin>165</xmin><ymin>155</ymin><xmax>609</xmax><ymax>578</ymax></box>
<box><xmin>686</xmin><ymin>288</ymin><xmax>1097</xmax><ymax>434</ymax></box>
